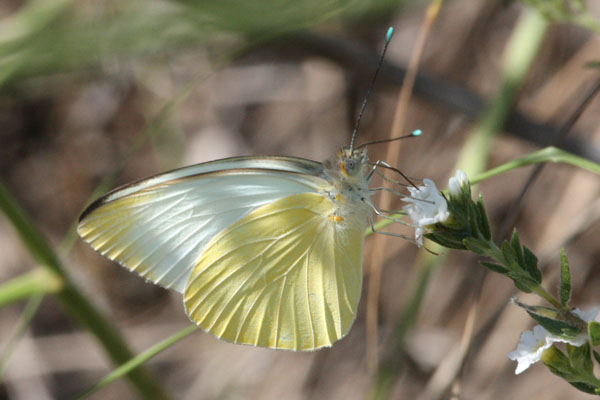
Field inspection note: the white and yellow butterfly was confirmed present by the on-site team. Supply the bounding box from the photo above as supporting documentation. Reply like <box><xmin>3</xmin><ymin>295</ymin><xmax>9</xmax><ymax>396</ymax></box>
<box><xmin>78</xmin><ymin>148</ymin><xmax>383</xmax><ymax>351</ymax></box>
<box><xmin>77</xmin><ymin>28</ymin><xmax>415</xmax><ymax>351</ymax></box>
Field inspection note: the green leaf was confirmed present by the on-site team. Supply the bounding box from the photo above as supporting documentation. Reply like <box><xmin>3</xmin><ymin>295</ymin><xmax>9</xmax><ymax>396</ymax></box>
<box><xmin>463</xmin><ymin>237</ymin><xmax>489</xmax><ymax>255</ymax></box>
<box><xmin>476</xmin><ymin>195</ymin><xmax>491</xmax><ymax>241</ymax></box>
<box><xmin>501</xmin><ymin>240</ymin><xmax>518</xmax><ymax>268</ymax></box>
<box><xmin>567</xmin><ymin>343</ymin><xmax>594</xmax><ymax>375</ymax></box>
<box><xmin>513</xmin><ymin>300</ymin><xmax>581</xmax><ymax>338</ymax></box>
<box><xmin>527</xmin><ymin>310</ymin><xmax>580</xmax><ymax>338</ymax></box>
<box><xmin>523</xmin><ymin>246</ymin><xmax>541</xmax><ymax>283</ymax></box>
<box><xmin>479</xmin><ymin>261</ymin><xmax>509</xmax><ymax>275</ymax></box>
<box><xmin>542</xmin><ymin>346</ymin><xmax>600</xmax><ymax>395</ymax></box>
<box><xmin>466</xmin><ymin>202</ymin><xmax>479</xmax><ymax>237</ymax></box>
<box><xmin>424</xmin><ymin>232</ymin><xmax>466</xmax><ymax>250</ymax></box>
<box><xmin>594</xmin><ymin>350</ymin><xmax>600</xmax><ymax>365</ymax></box>
<box><xmin>510</xmin><ymin>230</ymin><xmax>526</xmax><ymax>268</ymax></box>
<box><xmin>542</xmin><ymin>345</ymin><xmax>579</xmax><ymax>380</ymax></box>
<box><xmin>589</xmin><ymin>321</ymin><xmax>600</xmax><ymax>347</ymax></box>
<box><xmin>513</xmin><ymin>279</ymin><xmax>533</xmax><ymax>293</ymax></box>
<box><xmin>559</xmin><ymin>249</ymin><xmax>572</xmax><ymax>308</ymax></box>
<box><xmin>568</xmin><ymin>381</ymin><xmax>599</xmax><ymax>395</ymax></box>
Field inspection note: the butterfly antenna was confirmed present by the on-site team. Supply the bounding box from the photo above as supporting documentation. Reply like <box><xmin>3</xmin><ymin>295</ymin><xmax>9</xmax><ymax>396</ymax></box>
<box><xmin>349</xmin><ymin>27</ymin><xmax>395</xmax><ymax>152</ymax></box>
<box><xmin>355</xmin><ymin>129</ymin><xmax>422</xmax><ymax>150</ymax></box>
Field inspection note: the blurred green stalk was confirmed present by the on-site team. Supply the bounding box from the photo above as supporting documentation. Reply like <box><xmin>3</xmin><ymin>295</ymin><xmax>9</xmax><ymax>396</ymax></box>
<box><xmin>472</xmin><ymin>146</ymin><xmax>600</xmax><ymax>182</ymax></box>
<box><xmin>0</xmin><ymin>295</ymin><xmax>43</xmax><ymax>380</ymax></box>
<box><xmin>0</xmin><ymin>270</ymin><xmax>61</xmax><ymax>307</ymax></box>
<box><xmin>458</xmin><ymin>7</ymin><xmax>548</xmax><ymax>175</ymax></box>
<box><xmin>0</xmin><ymin>181</ymin><xmax>172</xmax><ymax>400</ymax></box>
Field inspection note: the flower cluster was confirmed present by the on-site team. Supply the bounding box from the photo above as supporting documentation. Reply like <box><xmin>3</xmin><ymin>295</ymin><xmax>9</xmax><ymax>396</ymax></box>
<box><xmin>509</xmin><ymin>308</ymin><xmax>598</xmax><ymax>374</ymax></box>
<box><xmin>402</xmin><ymin>178</ymin><xmax>449</xmax><ymax>246</ymax></box>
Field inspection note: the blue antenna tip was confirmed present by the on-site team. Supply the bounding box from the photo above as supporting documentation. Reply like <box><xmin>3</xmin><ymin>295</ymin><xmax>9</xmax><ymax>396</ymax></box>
<box><xmin>412</xmin><ymin>129</ymin><xmax>422</xmax><ymax>136</ymax></box>
<box><xmin>386</xmin><ymin>27</ymin><xmax>394</xmax><ymax>43</ymax></box>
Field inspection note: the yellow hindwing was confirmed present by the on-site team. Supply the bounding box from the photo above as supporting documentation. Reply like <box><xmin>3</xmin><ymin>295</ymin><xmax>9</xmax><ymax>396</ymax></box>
<box><xmin>183</xmin><ymin>192</ymin><xmax>365</xmax><ymax>351</ymax></box>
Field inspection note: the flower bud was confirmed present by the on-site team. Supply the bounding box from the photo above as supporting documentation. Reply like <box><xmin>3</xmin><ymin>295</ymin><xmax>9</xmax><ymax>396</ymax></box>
<box><xmin>448</xmin><ymin>169</ymin><xmax>468</xmax><ymax>198</ymax></box>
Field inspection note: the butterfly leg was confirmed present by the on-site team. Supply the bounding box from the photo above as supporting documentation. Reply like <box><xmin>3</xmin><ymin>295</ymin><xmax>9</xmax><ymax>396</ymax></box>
<box><xmin>367</xmin><ymin>160</ymin><xmax>418</xmax><ymax>189</ymax></box>
<box><xmin>364</xmin><ymin>199</ymin><xmax>410</xmax><ymax>226</ymax></box>
<box><xmin>367</xmin><ymin>213</ymin><xmax>417</xmax><ymax>242</ymax></box>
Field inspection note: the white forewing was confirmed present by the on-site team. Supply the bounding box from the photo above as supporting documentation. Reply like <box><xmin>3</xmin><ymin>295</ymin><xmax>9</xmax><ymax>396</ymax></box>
<box><xmin>99</xmin><ymin>156</ymin><xmax>323</xmax><ymax>204</ymax></box>
<box><xmin>78</xmin><ymin>157</ymin><xmax>326</xmax><ymax>293</ymax></box>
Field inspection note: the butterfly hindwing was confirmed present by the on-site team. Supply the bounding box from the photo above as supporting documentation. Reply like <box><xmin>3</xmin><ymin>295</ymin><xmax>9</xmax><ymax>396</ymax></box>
<box><xmin>183</xmin><ymin>192</ymin><xmax>365</xmax><ymax>351</ymax></box>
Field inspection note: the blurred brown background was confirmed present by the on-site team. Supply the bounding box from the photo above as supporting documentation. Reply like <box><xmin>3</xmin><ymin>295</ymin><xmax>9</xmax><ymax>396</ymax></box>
<box><xmin>1</xmin><ymin>0</ymin><xmax>600</xmax><ymax>399</ymax></box>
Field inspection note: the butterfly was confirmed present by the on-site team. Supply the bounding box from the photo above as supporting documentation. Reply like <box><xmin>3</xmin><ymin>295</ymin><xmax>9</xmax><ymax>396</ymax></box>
<box><xmin>77</xmin><ymin>148</ymin><xmax>384</xmax><ymax>351</ymax></box>
<box><xmin>77</xmin><ymin>27</ymin><xmax>416</xmax><ymax>351</ymax></box>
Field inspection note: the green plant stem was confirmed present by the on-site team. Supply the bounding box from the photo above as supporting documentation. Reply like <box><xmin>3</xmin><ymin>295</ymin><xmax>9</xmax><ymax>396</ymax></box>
<box><xmin>0</xmin><ymin>295</ymin><xmax>44</xmax><ymax>379</ymax></box>
<box><xmin>0</xmin><ymin>181</ymin><xmax>171</xmax><ymax>400</ymax></box>
<box><xmin>471</xmin><ymin>146</ymin><xmax>600</xmax><ymax>183</ymax></box>
<box><xmin>78</xmin><ymin>325</ymin><xmax>199</xmax><ymax>399</ymax></box>
<box><xmin>531</xmin><ymin>286</ymin><xmax>562</xmax><ymax>309</ymax></box>
<box><xmin>0</xmin><ymin>269</ymin><xmax>62</xmax><ymax>307</ymax></box>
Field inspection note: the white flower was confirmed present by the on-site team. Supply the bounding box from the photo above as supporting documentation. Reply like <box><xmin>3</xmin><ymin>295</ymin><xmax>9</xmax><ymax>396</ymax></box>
<box><xmin>448</xmin><ymin>169</ymin><xmax>468</xmax><ymax>197</ymax></box>
<box><xmin>403</xmin><ymin>179</ymin><xmax>449</xmax><ymax>246</ymax></box>
<box><xmin>508</xmin><ymin>308</ymin><xmax>599</xmax><ymax>374</ymax></box>
<box><xmin>508</xmin><ymin>325</ymin><xmax>554</xmax><ymax>374</ymax></box>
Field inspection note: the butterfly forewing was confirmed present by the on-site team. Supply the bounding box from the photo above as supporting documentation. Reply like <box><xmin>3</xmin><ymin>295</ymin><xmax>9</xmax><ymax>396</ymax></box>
<box><xmin>77</xmin><ymin>157</ymin><xmax>325</xmax><ymax>293</ymax></box>
<box><xmin>183</xmin><ymin>192</ymin><xmax>366</xmax><ymax>351</ymax></box>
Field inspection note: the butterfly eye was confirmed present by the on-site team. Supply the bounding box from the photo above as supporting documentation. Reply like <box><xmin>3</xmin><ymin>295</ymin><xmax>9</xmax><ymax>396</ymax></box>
<box><xmin>345</xmin><ymin>158</ymin><xmax>357</xmax><ymax>175</ymax></box>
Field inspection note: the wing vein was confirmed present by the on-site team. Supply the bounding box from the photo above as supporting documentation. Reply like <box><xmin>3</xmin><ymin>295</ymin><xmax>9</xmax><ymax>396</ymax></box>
<box><xmin>185</xmin><ymin>214</ymin><xmax>318</xmax><ymax>297</ymax></box>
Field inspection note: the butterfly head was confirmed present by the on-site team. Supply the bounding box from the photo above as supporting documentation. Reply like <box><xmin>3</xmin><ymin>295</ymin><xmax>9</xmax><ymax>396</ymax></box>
<box><xmin>339</xmin><ymin>147</ymin><xmax>367</xmax><ymax>177</ymax></box>
<box><xmin>321</xmin><ymin>147</ymin><xmax>370</xmax><ymax>192</ymax></box>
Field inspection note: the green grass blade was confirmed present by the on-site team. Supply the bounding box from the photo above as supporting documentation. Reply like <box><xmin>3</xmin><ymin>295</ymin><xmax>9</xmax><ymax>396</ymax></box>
<box><xmin>471</xmin><ymin>146</ymin><xmax>600</xmax><ymax>184</ymax></box>
<box><xmin>0</xmin><ymin>295</ymin><xmax>44</xmax><ymax>380</ymax></box>
<box><xmin>0</xmin><ymin>270</ymin><xmax>62</xmax><ymax>308</ymax></box>
<box><xmin>77</xmin><ymin>325</ymin><xmax>199</xmax><ymax>399</ymax></box>
<box><xmin>457</xmin><ymin>7</ymin><xmax>548</xmax><ymax>176</ymax></box>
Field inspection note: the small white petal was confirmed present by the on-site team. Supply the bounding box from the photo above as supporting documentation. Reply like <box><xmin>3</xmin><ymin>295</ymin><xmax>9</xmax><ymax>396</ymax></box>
<box><xmin>508</xmin><ymin>325</ymin><xmax>553</xmax><ymax>374</ymax></box>
<box><xmin>403</xmin><ymin>180</ymin><xmax>448</xmax><ymax>223</ymax></box>
<box><xmin>573</xmin><ymin>307</ymin><xmax>599</xmax><ymax>323</ymax></box>
<box><xmin>456</xmin><ymin>170</ymin><xmax>468</xmax><ymax>185</ymax></box>
<box><xmin>402</xmin><ymin>179</ymin><xmax>449</xmax><ymax>245</ymax></box>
